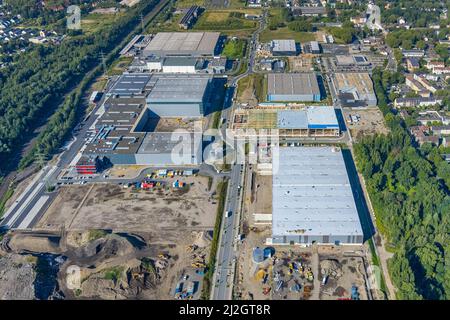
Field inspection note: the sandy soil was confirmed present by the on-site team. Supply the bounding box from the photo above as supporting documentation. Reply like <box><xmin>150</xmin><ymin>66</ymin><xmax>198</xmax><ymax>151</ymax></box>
<box><xmin>288</xmin><ymin>56</ymin><xmax>314</xmax><ymax>72</ymax></box>
<box><xmin>250</xmin><ymin>173</ymin><xmax>272</xmax><ymax>217</ymax></box>
<box><xmin>344</xmin><ymin>108</ymin><xmax>389</xmax><ymax>141</ymax></box>
<box><xmin>36</xmin><ymin>177</ymin><xmax>218</xmax><ymax>242</ymax></box>
<box><xmin>237</xmin><ymin>76</ymin><xmax>258</xmax><ymax>106</ymax></box>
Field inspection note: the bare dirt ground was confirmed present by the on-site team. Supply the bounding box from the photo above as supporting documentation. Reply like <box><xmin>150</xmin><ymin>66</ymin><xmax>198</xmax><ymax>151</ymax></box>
<box><xmin>155</xmin><ymin>118</ymin><xmax>200</xmax><ymax>132</ymax></box>
<box><xmin>315</xmin><ymin>31</ymin><xmax>326</xmax><ymax>42</ymax></box>
<box><xmin>62</xmin><ymin>231</ymin><xmax>211</xmax><ymax>300</ymax></box>
<box><xmin>288</xmin><ymin>56</ymin><xmax>314</xmax><ymax>72</ymax></box>
<box><xmin>318</xmin><ymin>252</ymin><xmax>369</xmax><ymax>300</ymax></box>
<box><xmin>6</xmin><ymin>175</ymin><xmax>220</xmax><ymax>300</ymax></box>
<box><xmin>237</xmin><ymin>76</ymin><xmax>259</xmax><ymax>107</ymax></box>
<box><xmin>0</xmin><ymin>253</ymin><xmax>36</xmax><ymax>300</ymax></box>
<box><xmin>249</xmin><ymin>173</ymin><xmax>272</xmax><ymax>217</ymax></box>
<box><xmin>344</xmin><ymin>108</ymin><xmax>389</xmax><ymax>141</ymax></box>
<box><xmin>36</xmin><ymin>176</ymin><xmax>217</xmax><ymax>241</ymax></box>
<box><xmin>108</xmin><ymin>165</ymin><xmax>148</xmax><ymax>179</ymax></box>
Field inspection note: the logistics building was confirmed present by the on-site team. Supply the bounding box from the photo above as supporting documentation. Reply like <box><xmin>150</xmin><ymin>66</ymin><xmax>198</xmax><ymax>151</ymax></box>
<box><xmin>143</xmin><ymin>32</ymin><xmax>220</xmax><ymax>57</ymax></box>
<box><xmin>332</xmin><ymin>72</ymin><xmax>377</xmax><ymax>107</ymax></box>
<box><xmin>267</xmin><ymin>73</ymin><xmax>321</xmax><ymax>102</ymax></box>
<box><xmin>162</xmin><ymin>57</ymin><xmax>198</xmax><ymax>73</ymax></box>
<box><xmin>79</xmin><ymin>73</ymin><xmax>213</xmax><ymax>167</ymax></box>
<box><xmin>270</xmin><ymin>39</ymin><xmax>297</xmax><ymax>56</ymax></box>
<box><xmin>271</xmin><ymin>147</ymin><xmax>364</xmax><ymax>245</ymax></box>
<box><xmin>146</xmin><ymin>74</ymin><xmax>212</xmax><ymax>117</ymax></box>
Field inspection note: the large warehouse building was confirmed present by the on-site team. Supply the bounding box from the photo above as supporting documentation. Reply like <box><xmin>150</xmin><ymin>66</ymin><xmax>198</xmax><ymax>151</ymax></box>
<box><xmin>79</xmin><ymin>73</ymin><xmax>213</xmax><ymax>167</ymax></box>
<box><xmin>332</xmin><ymin>72</ymin><xmax>377</xmax><ymax>107</ymax></box>
<box><xmin>146</xmin><ymin>74</ymin><xmax>212</xmax><ymax>117</ymax></box>
<box><xmin>143</xmin><ymin>32</ymin><xmax>221</xmax><ymax>57</ymax></box>
<box><xmin>267</xmin><ymin>73</ymin><xmax>321</xmax><ymax>102</ymax></box>
<box><xmin>271</xmin><ymin>39</ymin><xmax>297</xmax><ymax>56</ymax></box>
<box><xmin>271</xmin><ymin>147</ymin><xmax>364</xmax><ymax>245</ymax></box>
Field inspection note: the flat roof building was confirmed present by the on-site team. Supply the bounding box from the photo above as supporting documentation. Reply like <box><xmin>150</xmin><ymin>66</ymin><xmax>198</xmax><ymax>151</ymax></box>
<box><xmin>146</xmin><ymin>74</ymin><xmax>212</xmax><ymax>117</ymax></box>
<box><xmin>162</xmin><ymin>57</ymin><xmax>198</xmax><ymax>73</ymax></box>
<box><xmin>293</xmin><ymin>6</ymin><xmax>327</xmax><ymax>17</ymax></box>
<box><xmin>83</xmin><ymin>97</ymin><xmax>203</xmax><ymax>166</ymax></box>
<box><xmin>271</xmin><ymin>39</ymin><xmax>297</xmax><ymax>56</ymax></box>
<box><xmin>272</xmin><ymin>146</ymin><xmax>364</xmax><ymax>246</ymax></box>
<box><xmin>267</xmin><ymin>73</ymin><xmax>321</xmax><ymax>102</ymax></box>
<box><xmin>107</xmin><ymin>74</ymin><xmax>153</xmax><ymax>98</ymax></box>
<box><xmin>179</xmin><ymin>5</ymin><xmax>200</xmax><ymax>30</ymax></box>
<box><xmin>333</xmin><ymin>72</ymin><xmax>377</xmax><ymax>107</ymax></box>
<box><xmin>143</xmin><ymin>32</ymin><xmax>220</xmax><ymax>57</ymax></box>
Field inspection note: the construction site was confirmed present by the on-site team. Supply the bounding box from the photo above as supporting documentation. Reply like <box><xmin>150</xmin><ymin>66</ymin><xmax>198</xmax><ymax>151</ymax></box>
<box><xmin>0</xmin><ymin>173</ymin><xmax>223</xmax><ymax>300</ymax></box>
<box><xmin>288</xmin><ymin>55</ymin><xmax>314</xmax><ymax>73</ymax></box>
<box><xmin>230</xmin><ymin>106</ymin><xmax>340</xmax><ymax>138</ymax></box>
<box><xmin>233</xmin><ymin>154</ymin><xmax>373</xmax><ymax>300</ymax></box>
<box><xmin>342</xmin><ymin>108</ymin><xmax>389</xmax><ymax>141</ymax></box>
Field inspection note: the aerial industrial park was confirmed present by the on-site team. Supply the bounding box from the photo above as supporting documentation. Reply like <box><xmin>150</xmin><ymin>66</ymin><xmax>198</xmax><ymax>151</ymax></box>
<box><xmin>0</xmin><ymin>0</ymin><xmax>449</xmax><ymax>306</ymax></box>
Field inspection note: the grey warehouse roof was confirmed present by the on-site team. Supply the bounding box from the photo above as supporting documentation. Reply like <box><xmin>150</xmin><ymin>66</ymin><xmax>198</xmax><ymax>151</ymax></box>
<box><xmin>137</xmin><ymin>132</ymin><xmax>202</xmax><ymax>155</ymax></box>
<box><xmin>272</xmin><ymin>147</ymin><xmax>363</xmax><ymax>237</ymax></box>
<box><xmin>271</xmin><ymin>39</ymin><xmax>296</xmax><ymax>52</ymax></box>
<box><xmin>146</xmin><ymin>75</ymin><xmax>211</xmax><ymax>103</ymax></box>
<box><xmin>108</xmin><ymin>74</ymin><xmax>152</xmax><ymax>96</ymax></box>
<box><xmin>144</xmin><ymin>32</ymin><xmax>220</xmax><ymax>56</ymax></box>
<box><xmin>267</xmin><ymin>73</ymin><xmax>320</xmax><ymax>96</ymax></box>
<box><xmin>163</xmin><ymin>57</ymin><xmax>197</xmax><ymax>67</ymax></box>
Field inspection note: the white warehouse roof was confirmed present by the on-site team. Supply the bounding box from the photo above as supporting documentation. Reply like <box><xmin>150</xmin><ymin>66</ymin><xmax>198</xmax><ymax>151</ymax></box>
<box><xmin>272</xmin><ymin>147</ymin><xmax>363</xmax><ymax>238</ymax></box>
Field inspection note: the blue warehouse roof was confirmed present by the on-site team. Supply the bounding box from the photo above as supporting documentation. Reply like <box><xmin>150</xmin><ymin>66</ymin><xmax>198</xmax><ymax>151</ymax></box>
<box><xmin>277</xmin><ymin>106</ymin><xmax>339</xmax><ymax>130</ymax></box>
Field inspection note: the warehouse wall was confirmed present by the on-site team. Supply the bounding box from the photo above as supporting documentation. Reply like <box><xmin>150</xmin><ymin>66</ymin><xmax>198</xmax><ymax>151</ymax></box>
<box><xmin>267</xmin><ymin>94</ymin><xmax>320</xmax><ymax>102</ymax></box>
<box><xmin>162</xmin><ymin>65</ymin><xmax>196</xmax><ymax>73</ymax></box>
<box><xmin>102</xmin><ymin>152</ymin><xmax>202</xmax><ymax>166</ymax></box>
<box><xmin>272</xmin><ymin>234</ymin><xmax>364</xmax><ymax>245</ymax></box>
<box><xmin>147</xmin><ymin>102</ymin><xmax>203</xmax><ymax>117</ymax></box>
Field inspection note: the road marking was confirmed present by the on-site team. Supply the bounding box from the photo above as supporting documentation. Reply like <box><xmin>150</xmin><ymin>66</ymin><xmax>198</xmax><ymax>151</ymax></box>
<box><xmin>16</xmin><ymin>195</ymin><xmax>50</xmax><ymax>229</ymax></box>
<box><xmin>4</xmin><ymin>182</ymin><xmax>44</xmax><ymax>227</ymax></box>
<box><xmin>1</xmin><ymin>169</ymin><xmax>46</xmax><ymax>221</ymax></box>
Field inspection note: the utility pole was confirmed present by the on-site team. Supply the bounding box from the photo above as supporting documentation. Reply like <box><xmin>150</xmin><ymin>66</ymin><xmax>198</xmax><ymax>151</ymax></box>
<box><xmin>140</xmin><ymin>13</ymin><xmax>144</xmax><ymax>33</ymax></box>
<box><xmin>100</xmin><ymin>51</ymin><xmax>107</xmax><ymax>73</ymax></box>
<box><xmin>35</xmin><ymin>152</ymin><xmax>48</xmax><ymax>169</ymax></box>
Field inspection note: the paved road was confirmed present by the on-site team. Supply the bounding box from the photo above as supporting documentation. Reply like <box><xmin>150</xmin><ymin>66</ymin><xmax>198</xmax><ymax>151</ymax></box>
<box><xmin>0</xmin><ymin>0</ymin><xmax>172</xmax><ymax>230</ymax></box>
<box><xmin>0</xmin><ymin>79</ymin><xmax>114</xmax><ymax>230</ymax></box>
<box><xmin>210</xmin><ymin>10</ymin><xmax>268</xmax><ymax>300</ymax></box>
<box><xmin>211</xmin><ymin>163</ymin><xmax>243</xmax><ymax>300</ymax></box>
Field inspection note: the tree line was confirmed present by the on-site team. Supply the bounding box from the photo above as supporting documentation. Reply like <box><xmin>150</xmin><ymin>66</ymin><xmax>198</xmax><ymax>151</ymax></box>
<box><xmin>354</xmin><ymin>68</ymin><xmax>450</xmax><ymax>299</ymax></box>
<box><xmin>0</xmin><ymin>0</ymin><xmax>160</xmax><ymax>177</ymax></box>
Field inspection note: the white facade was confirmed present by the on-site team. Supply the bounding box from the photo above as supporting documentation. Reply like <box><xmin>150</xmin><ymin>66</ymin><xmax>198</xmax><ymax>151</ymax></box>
<box><xmin>162</xmin><ymin>65</ymin><xmax>196</xmax><ymax>73</ymax></box>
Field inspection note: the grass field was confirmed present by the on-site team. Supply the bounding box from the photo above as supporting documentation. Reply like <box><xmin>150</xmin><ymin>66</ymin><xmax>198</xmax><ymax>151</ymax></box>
<box><xmin>260</xmin><ymin>27</ymin><xmax>315</xmax><ymax>42</ymax></box>
<box><xmin>237</xmin><ymin>73</ymin><xmax>266</xmax><ymax>103</ymax></box>
<box><xmin>223</xmin><ymin>38</ymin><xmax>246</xmax><ymax>59</ymax></box>
<box><xmin>82</xmin><ymin>13</ymin><xmax>125</xmax><ymax>34</ymax></box>
<box><xmin>194</xmin><ymin>10</ymin><xmax>258</xmax><ymax>31</ymax></box>
<box><xmin>106</xmin><ymin>57</ymin><xmax>133</xmax><ymax>76</ymax></box>
<box><xmin>260</xmin><ymin>8</ymin><xmax>315</xmax><ymax>43</ymax></box>
<box><xmin>176</xmin><ymin>0</ymin><xmax>206</xmax><ymax>7</ymax></box>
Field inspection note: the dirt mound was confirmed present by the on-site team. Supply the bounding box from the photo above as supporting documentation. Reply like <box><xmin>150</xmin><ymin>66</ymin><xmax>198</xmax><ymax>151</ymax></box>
<box><xmin>69</xmin><ymin>234</ymin><xmax>135</xmax><ymax>263</ymax></box>
<box><xmin>320</xmin><ymin>259</ymin><xmax>343</xmax><ymax>279</ymax></box>
<box><xmin>192</xmin><ymin>231</ymin><xmax>211</xmax><ymax>248</ymax></box>
<box><xmin>75</xmin><ymin>257</ymin><xmax>163</xmax><ymax>300</ymax></box>
<box><xmin>8</xmin><ymin>235</ymin><xmax>61</xmax><ymax>254</ymax></box>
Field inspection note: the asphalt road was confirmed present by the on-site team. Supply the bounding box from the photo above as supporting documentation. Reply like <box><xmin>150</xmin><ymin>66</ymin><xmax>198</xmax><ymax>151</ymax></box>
<box><xmin>211</xmin><ymin>163</ymin><xmax>243</xmax><ymax>300</ymax></box>
<box><xmin>210</xmin><ymin>10</ymin><xmax>268</xmax><ymax>300</ymax></box>
<box><xmin>0</xmin><ymin>80</ymin><xmax>113</xmax><ymax>230</ymax></box>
